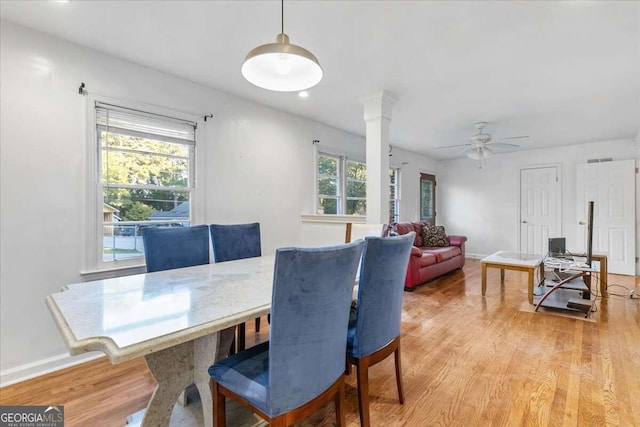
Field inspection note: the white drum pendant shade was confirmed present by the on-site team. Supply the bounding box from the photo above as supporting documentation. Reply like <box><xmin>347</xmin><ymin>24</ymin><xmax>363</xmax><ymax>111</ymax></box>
<box><xmin>242</xmin><ymin>33</ymin><xmax>323</xmax><ymax>92</ymax></box>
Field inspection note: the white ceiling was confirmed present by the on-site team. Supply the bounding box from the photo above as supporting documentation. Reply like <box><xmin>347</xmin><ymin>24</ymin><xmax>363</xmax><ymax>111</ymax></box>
<box><xmin>1</xmin><ymin>1</ymin><xmax>639</xmax><ymax>159</ymax></box>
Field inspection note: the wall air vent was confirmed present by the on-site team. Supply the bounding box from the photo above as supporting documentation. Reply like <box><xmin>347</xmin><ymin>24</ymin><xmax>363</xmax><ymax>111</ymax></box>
<box><xmin>587</xmin><ymin>158</ymin><xmax>614</xmax><ymax>163</ymax></box>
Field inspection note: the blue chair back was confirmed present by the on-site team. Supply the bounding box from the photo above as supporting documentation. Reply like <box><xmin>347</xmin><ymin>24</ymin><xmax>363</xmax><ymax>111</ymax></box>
<box><xmin>350</xmin><ymin>232</ymin><xmax>415</xmax><ymax>358</ymax></box>
<box><xmin>142</xmin><ymin>225</ymin><xmax>210</xmax><ymax>273</ymax></box>
<box><xmin>209</xmin><ymin>223</ymin><xmax>261</xmax><ymax>263</ymax></box>
<box><xmin>267</xmin><ymin>240</ymin><xmax>364</xmax><ymax>415</ymax></box>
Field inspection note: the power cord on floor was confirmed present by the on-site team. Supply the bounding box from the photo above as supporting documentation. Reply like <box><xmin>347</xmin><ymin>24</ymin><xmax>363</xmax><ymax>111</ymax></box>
<box><xmin>605</xmin><ymin>283</ymin><xmax>640</xmax><ymax>300</ymax></box>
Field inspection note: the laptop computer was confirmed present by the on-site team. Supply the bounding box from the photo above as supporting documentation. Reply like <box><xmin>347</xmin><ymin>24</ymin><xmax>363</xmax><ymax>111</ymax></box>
<box><xmin>548</xmin><ymin>237</ymin><xmax>567</xmax><ymax>257</ymax></box>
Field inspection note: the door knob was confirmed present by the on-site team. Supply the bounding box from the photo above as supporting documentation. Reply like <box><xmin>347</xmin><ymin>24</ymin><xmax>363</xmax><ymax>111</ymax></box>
<box><xmin>578</xmin><ymin>221</ymin><xmax>585</xmax><ymax>225</ymax></box>
<box><xmin>521</xmin><ymin>220</ymin><xmax>528</xmax><ymax>224</ymax></box>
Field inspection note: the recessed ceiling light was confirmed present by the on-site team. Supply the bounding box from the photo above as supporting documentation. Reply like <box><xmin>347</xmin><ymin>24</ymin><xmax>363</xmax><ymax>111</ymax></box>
<box><xmin>298</xmin><ymin>91</ymin><xmax>309</xmax><ymax>98</ymax></box>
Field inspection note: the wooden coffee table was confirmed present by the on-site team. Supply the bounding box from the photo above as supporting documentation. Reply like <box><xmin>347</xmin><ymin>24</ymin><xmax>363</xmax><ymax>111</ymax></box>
<box><xmin>481</xmin><ymin>251</ymin><xmax>545</xmax><ymax>304</ymax></box>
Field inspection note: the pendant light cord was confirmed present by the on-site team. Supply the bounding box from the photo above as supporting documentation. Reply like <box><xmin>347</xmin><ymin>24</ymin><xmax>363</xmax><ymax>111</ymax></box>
<box><xmin>281</xmin><ymin>0</ymin><xmax>284</xmax><ymax>34</ymax></box>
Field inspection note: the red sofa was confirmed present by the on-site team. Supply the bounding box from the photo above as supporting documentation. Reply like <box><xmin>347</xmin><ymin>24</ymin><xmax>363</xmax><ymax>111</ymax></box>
<box><xmin>391</xmin><ymin>222</ymin><xmax>467</xmax><ymax>291</ymax></box>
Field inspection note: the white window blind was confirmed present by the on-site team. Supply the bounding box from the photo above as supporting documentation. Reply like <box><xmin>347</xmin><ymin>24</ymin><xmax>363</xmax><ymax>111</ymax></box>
<box><xmin>96</xmin><ymin>102</ymin><xmax>196</xmax><ymax>146</ymax></box>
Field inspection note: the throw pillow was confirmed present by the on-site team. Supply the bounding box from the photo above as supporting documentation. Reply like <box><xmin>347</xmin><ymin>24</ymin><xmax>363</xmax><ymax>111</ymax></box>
<box><xmin>421</xmin><ymin>224</ymin><xmax>449</xmax><ymax>247</ymax></box>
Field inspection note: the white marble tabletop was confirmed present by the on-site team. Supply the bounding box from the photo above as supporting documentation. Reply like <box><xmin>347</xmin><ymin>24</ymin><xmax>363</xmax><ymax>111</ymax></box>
<box><xmin>481</xmin><ymin>251</ymin><xmax>544</xmax><ymax>267</ymax></box>
<box><xmin>46</xmin><ymin>255</ymin><xmax>275</xmax><ymax>364</ymax></box>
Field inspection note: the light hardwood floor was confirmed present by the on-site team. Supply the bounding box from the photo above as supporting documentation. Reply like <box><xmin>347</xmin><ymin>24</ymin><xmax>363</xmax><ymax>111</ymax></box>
<box><xmin>1</xmin><ymin>259</ymin><xmax>639</xmax><ymax>426</ymax></box>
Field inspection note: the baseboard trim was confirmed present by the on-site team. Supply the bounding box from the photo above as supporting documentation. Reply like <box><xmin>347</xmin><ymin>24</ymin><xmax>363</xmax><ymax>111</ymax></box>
<box><xmin>466</xmin><ymin>253</ymin><xmax>487</xmax><ymax>259</ymax></box>
<box><xmin>0</xmin><ymin>352</ymin><xmax>104</xmax><ymax>388</ymax></box>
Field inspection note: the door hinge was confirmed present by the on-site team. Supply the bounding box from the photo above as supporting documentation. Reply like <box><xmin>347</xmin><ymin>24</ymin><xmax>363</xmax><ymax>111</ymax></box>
<box><xmin>636</xmin><ymin>167</ymin><xmax>638</xmax><ymax>174</ymax></box>
<box><xmin>636</xmin><ymin>256</ymin><xmax>639</xmax><ymax>263</ymax></box>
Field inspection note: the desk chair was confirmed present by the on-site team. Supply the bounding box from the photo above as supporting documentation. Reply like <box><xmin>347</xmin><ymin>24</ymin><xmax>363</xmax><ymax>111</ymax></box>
<box><xmin>209</xmin><ymin>223</ymin><xmax>262</xmax><ymax>352</ymax></box>
<box><xmin>208</xmin><ymin>240</ymin><xmax>364</xmax><ymax>427</ymax></box>
<box><xmin>345</xmin><ymin>223</ymin><xmax>389</xmax><ymax>243</ymax></box>
<box><xmin>346</xmin><ymin>232</ymin><xmax>415</xmax><ymax>427</ymax></box>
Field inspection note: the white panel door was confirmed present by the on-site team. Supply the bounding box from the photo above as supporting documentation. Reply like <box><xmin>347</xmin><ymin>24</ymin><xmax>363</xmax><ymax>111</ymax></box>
<box><xmin>520</xmin><ymin>167</ymin><xmax>559</xmax><ymax>255</ymax></box>
<box><xmin>576</xmin><ymin>160</ymin><xmax>636</xmax><ymax>275</ymax></box>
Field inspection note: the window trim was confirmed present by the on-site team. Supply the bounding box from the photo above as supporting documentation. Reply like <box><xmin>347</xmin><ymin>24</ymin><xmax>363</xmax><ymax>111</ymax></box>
<box><xmin>83</xmin><ymin>95</ymin><xmax>203</xmax><ymax>274</ymax></box>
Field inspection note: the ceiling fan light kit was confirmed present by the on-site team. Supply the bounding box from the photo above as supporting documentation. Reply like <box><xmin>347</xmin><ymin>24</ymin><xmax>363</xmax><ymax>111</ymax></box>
<box><xmin>242</xmin><ymin>0</ymin><xmax>323</xmax><ymax>92</ymax></box>
<box><xmin>466</xmin><ymin>146</ymin><xmax>492</xmax><ymax>160</ymax></box>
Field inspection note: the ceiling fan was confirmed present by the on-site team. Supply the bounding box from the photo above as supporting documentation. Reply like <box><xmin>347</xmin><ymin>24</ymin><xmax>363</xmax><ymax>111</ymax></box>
<box><xmin>436</xmin><ymin>122</ymin><xmax>529</xmax><ymax>167</ymax></box>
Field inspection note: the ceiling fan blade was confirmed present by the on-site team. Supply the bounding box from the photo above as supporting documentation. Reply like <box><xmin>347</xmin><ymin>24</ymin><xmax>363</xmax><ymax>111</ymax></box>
<box><xmin>496</xmin><ymin>135</ymin><xmax>529</xmax><ymax>141</ymax></box>
<box><xmin>485</xmin><ymin>142</ymin><xmax>520</xmax><ymax>148</ymax></box>
<box><xmin>435</xmin><ymin>143</ymin><xmax>471</xmax><ymax>149</ymax></box>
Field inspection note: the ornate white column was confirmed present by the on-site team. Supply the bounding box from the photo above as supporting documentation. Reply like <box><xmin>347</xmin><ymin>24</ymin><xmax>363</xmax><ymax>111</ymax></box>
<box><xmin>360</xmin><ymin>90</ymin><xmax>397</xmax><ymax>224</ymax></box>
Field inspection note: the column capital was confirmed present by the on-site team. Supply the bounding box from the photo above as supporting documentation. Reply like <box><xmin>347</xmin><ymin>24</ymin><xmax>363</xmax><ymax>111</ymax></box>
<box><xmin>360</xmin><ymin>90</ymin><xmax>398</xmax><ymax>122</ymax></box>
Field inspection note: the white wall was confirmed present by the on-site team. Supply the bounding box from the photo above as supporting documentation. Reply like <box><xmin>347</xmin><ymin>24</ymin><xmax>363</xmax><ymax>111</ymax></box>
<box><xmin>0</xmin><ymin>21</ymin><xmax>437</xmax><ymax>383</ymax></box>
<box><xmin>392</xmin><ymin>146</ymin><xmax>439</xmax><ymax>222</ymax></box>
<box><xmin>437</xmin><ymin>139</ymin><xmax>638</xmax><ymax>261</ymax></box>
<box><xmin>636</xmin><ymin>130</ymin><xmax>640</xmax><ymax>275</ymax></box>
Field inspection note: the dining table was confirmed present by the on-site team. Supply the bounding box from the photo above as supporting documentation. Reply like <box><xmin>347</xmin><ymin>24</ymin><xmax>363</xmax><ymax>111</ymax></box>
<box><xmin>45</xmin><ymin>255</ymin><xmax>276</xmax><ymax>427</ymax></box>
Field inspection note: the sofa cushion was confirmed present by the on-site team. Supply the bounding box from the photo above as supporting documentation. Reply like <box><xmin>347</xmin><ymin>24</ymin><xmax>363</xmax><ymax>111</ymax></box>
<box><xmin>395</xmin><ymin>222</ymin><xmax>423</xmax><ymax>246</ymax></box>
<box><xmin>412</xmin><ymin>223</ymin><xmax>425</xmax><ymax>246</ymax></box>
<box><xmin>421</xmin><ymin>224</ymin><xmax>449</xmax><ymax>247</ymax></box>
<box><xmin>423</xmin><ymin>246</ymin><xmax>461</xmax><ymax>262</ymax></box>
<box><xmin>417</xmin><ymin>252</ymin><xmax>438</xmax><ymax>268</ymax></box>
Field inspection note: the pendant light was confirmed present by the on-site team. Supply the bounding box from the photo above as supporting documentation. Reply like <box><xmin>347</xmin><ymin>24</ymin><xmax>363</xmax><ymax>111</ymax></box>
<box><xmin>241</xmin><ymin>0</ymin><xmax>323</xmax><ymax>92</ymax></box>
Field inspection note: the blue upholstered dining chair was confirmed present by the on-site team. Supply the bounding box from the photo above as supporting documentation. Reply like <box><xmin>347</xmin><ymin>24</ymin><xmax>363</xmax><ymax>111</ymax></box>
<box><xmin>346</xmin><ymin>232</ymin><xmax>415</xmax><ymax>427</ymax></box>
<box><xmin>142</xmin><ymin>224</ymin><xmax>235</xmax><ymax>405</ymax></box>
<box><xmin>209</xmin><ymin>223</ymin><xmax>262</xmax><ymax>352</ymax></box>
<box><xmin>209</xmin><ymin>222</ymin><xmax>261</xmax><ymax>262</ymax></box>
<box><xmin>208</xmin><ymin>240</ymin><xmax>365</xmax><ymax>427</ymax></box>
<box><xmin>142</xmin><ymin>224</ymin><xmax>210</xmax><ymax>272</ymax></box>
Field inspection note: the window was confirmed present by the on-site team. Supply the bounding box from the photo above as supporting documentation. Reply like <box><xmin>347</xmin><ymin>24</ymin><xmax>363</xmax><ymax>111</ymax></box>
<box><xmin>317</xmin><ymin>152</ymin><xmax>400</xmax><ymax>220</ymax></box>
<box><xmin>389</xmin><ymin>168</ymin><xmax>400</xmax><ymax>223</ymax></box>
<box><xmin>317</xmin><ymin>153</ymin><xmax>341</xmax><ymax>214</ymax></box>
<box><xmin>346</xmin><ymin>160</ymin><xmax>367</xmax><ymax>215</ymax></box>
<box><xmin>96</xmin><ymin>102</ymin><xmax>196</xmax><ymax>263</ymax></box>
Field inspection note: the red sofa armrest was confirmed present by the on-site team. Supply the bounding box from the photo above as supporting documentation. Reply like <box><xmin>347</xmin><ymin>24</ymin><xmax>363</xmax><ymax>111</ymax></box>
<box><xmin>410</xmin><ymin>246</ymin><xmax>422</xmax><ymax>257</ymax></box>
<box><xmin>447</xmin><ymin>235</ymin><xmax>467</xmax><ymax>246</ymax></box>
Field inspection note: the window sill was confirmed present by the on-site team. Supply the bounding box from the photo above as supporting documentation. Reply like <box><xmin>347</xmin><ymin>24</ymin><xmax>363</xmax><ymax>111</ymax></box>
<box><xmin>80</xmin><ymin>264</ymin><xmax>147</xmax><ymax>282</ymax></box>
<box><xmin>300</xmin><ymin>214</ymin><xmax>367</xmax><ymax>224</ymax></box>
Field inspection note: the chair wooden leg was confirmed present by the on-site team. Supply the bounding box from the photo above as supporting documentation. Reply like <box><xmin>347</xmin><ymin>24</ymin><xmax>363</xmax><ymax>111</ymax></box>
<box><xmin>356</xmin><ymin>360</ymin><xmax>370</xmax><ymax>427</ymax></box>
<box><xmin>345</xmin><ymin>358</ymin><xmax>352</xmax><ymax>376</ymax></box>
<box><xmin>255</xmin><ymin>317</ymin><xmax>261</xmax><ymax>332</ymax></box>
<box><xmin>237</xmin><ymin>323</ymin><xmax>246</xmax><ymax>352</ymax></box>
<box><xmin>269</xmin><ymin>416</ymin><xmax>287</xmax><ymax>427</ymax></box>
<box><xmin>229</xmin><ymin>335</ymin><xmax>236</xmax><ymax>355</ymax></box>
<box><xmin>394</xmin><ymin>345</ymin><xmax>405</xmax><ymax>404</ymax></box>
<box><xmin>211</xmin><ymin>379</ymin><xmax>226</xmax><ymax>427</ymax></box>
<box><xmin>335</xmin><ymin>377</ymin><xmax>346</xmax><ymax>427</ymax></box>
